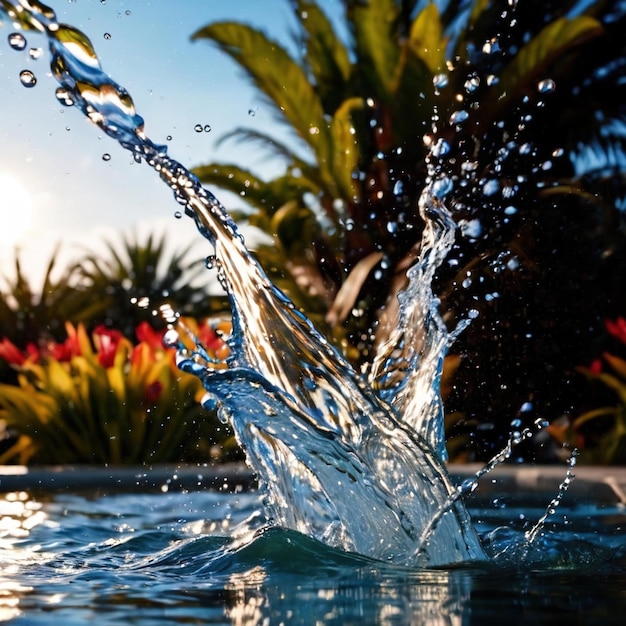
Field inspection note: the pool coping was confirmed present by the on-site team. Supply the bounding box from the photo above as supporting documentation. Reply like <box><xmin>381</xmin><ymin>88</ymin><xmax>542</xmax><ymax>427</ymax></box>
<box><xmin>1</xmin><ymin>462</ymin><xmax>625</xmax><ymax>506</ymax></box>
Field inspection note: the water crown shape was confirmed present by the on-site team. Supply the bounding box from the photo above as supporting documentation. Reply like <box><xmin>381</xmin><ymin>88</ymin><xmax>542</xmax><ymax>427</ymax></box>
<box><xmin>0</xmin><ymin>0</ymin><xmax>487</xmax><ymax>567</ymax></box>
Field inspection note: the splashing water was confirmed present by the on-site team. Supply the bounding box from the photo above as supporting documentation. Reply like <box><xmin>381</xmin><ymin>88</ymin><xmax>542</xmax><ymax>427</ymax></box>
<box><xmin>0</xmin><ymin>0</ymin><xmax>494</xmax><ymax>567</ymax></box>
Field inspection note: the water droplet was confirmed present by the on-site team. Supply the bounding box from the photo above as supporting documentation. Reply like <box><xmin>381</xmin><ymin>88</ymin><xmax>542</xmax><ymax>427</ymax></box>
<box><xmin>482</xmin><ymin>179</ymin><xmax>500</xmax><ymax>196</ymax></box>
<box><xmin>194</xmin><ymin>124</ymin><xmax>203</xmax><ymax>133</ymax></box>
<box><xmin>431</xmin><ymin>138</ymin><xmax>450</xmax><ymax>158</ymax></box>
<box><xmin>204</xmin><ymin>124</ymin><xmax>211</xmax><ymax>133</ymax></box>
<box><xmin>504</xmin><ymin>205</ymin><xmax>517</xmax><ymax>215</ymax></box>
<box><xmin>28</xmin><ymin>47</ymin><xmax>43</xmax><ymax>59</ymax></box>
<box><xmin>55</xmin><ymin>87</ymin><xmax>75</xmax><ymax>106</ymax></box>
<box><xmin>537</xmin><ymin>78</ymin><xmax>555</xmax><ymax>94</ymax></box>
<box><xmin>162</xmin><ymin>329</ymin><xmax>179</xmax><ymax>348</ymax></box>
<box><xmin>166</xmin><ymin>135</ymin><xmax>172</xmax><ymax>141</ymax></box>
<box><xmin>482</xmin><ymin>39</ymin><xmax>500</xmax><ymax>55</ymax></box>
<box><xmin>506</xmin><ymin>257</ymin><xmax>520</xmax><ymax>271</ymax></box>
<box><xmin>432</xmin><ymin>176</ymin><xmax>453</xmax><ymax>198</ymax></box>
<box><xmin>248</xmin><ymin>108</ymin><xmax>257</xmax><ymax>117</ymax></box>
<box><xmin>460</xmin><ymin>219</ymin><xmax>482</xmax><ymax>238</ymax></box>
<box><xmin>8</xmin><ymin>33</ymin><xmax>26</xmax><ymax>51</ymax></box>
<box><xmin>102</xmin><ymin>153</ymin><xmax>111</xmax><ymax>161</ymax></box>
<box><xmin>125</xmin><ymin>10</ymin><xmax>131</xmax><ymax>16</ymax></box>
<box><xmin>103</xmin><ymin>33</ymin><xmax>111</xmax><ymax>40</ymax></box>
<box><xmin>464</xmin><ymin>75</ymin><xmax>480</xmax><ymax>93</ymax></box>
<box><xmin>433</xmin><ymin>73</ymin><xmax>448</xmax><ymax>89</ymax></box>
<box><xmin>449</xmin><ymin>110</ymin><xmax>469</xmax><ymax>125</ymax></box>
<box><xmin>174</xmin><ymin>210</ymin><xmax>182</xmax><ymax>219</ymax></box>
<box><xmin>19</xmin><ymin>70</ymin><xmax>37</xmax><ymax>88</ymax></box>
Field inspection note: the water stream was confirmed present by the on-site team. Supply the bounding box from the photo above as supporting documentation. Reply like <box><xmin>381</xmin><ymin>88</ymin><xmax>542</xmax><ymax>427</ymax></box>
<box><xmin>3</xmin><ymin>2</ymin><xmax>626</xmax><ymax>624</ymax></box>
<box><xmin>0</xmin><ymin>0</ymin><xmax>493</xmax><ymax>568</ymax></box>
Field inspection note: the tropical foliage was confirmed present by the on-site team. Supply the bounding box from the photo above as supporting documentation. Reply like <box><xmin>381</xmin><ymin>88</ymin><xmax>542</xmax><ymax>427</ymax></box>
<box><xmin>0</xmin><ymin>232</ymin><xmax>235</xmax><ymax>465</ymax></box>
<box><xmin>0</xmin><ymin>318</ymin><xmax>237</xmax><ymax>465</ymax></box>
<box><xmin>0</xmin><ymin>248</ymin><xmax>93</xmax><ymax>352</ymax></box>
<box><xmin>0</xmin><ymin>233</ymin><xmax>224</xmax><ymax>351</ymax></box>
<box><xmin>549</xmin><ymin>318</ymin><xmax>626</xmax><ymax>465</ymax></box>
<box><xmin>70</xmin><ymin>232</ymin><xmax>227</xmax><ymax>338</ymax></box>
<box><xmin>191</xmin><ymin>0</ymin><xmax>626</xmax><ymax>460</ymax></box>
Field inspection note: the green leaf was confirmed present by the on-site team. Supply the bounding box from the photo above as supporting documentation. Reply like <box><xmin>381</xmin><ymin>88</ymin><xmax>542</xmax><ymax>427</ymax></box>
<box><xmin>469</xmin><ymin>0</ymin><xmax>492</xmax><ymax>27</ymax></box>
<box><xmin>270</xmin><ymin>200</ymin><xmax>320</xmax><ymax>256</ymax></box>
<box><xmin>192</xmin><ymin>162</ymin><xmax>318</xmax><ymax>217</ymax></box>
<box><xmin>346</xmin><ymin>0</ymin><xmax>402</xmax><ymax>100</ymax></box>
<box><xmin>292</xmin><ymin>0</ymin><xmax>352</xmax><ymax>112</ymax></box>
<box><xmin>215</xmin><ymin>127</ymin><xmax>327</xmax><ymax>190</ymax></box>
<box><xmin>330</xmin><ymin>97</ymin><xmax>365</xmax><ymax>199</ymax></box>
<box><xmin>409</xmin><ymin>2</ymin><xmax>446</xmax><ymax>74</ymax></box>
<box><xmin>487</xmin><ymin>16</ymin><xmax>603</xmax><ymax>118</ymax></box>
<box><xmin>192</xmin><ymin>22</ymin><xmax>330</xmax><ymax>158</ymax></box>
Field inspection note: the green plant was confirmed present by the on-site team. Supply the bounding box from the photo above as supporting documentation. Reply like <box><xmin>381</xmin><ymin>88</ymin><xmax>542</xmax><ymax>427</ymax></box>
<box><xmin>0</xmin><ymin>318</ymin><xmax>238</xmax><ymax>465</ymax></box>
<box><xmin>71</xmin><ymin>231</ymin><xmax>227</xmax><ymax>339</ymax></box>
<box><xmin>550</xmin><ymin>318</ymin><xmax>626</xmax><ymax>465</ymax></box>
<box><xmin>0</xmin><ymin>246</ymin><xmax>97</xmax><ymax>350</ymax></box>
<box><xmin>191</xmin><ymin>0</ymin><xmax>626</xmax><ymax>460</ymax></box>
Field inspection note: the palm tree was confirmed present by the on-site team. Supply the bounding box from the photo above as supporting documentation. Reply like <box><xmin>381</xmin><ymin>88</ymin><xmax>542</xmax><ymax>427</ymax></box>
<box><xmin>72</xmin><ymin>232</ymin><xmax>225</xmax><ymax>338</ymax></box>
<box><xmin>0</xmin><ymin>247</ymin><xmax>94</xmax><ymax>348</ymax></box>
<box><xmin>192</xmin><ymin>0</ymin><xmax>450</xmax><ymax>354</ymax></box>
<box><xmin>191</xmin><ymin>0</ymin><xmax>626</xmax><ymax>459</ymax></box>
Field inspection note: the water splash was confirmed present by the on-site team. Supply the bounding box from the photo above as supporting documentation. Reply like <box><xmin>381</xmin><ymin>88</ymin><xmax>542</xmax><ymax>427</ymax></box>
<box><xmin>0</xmin><ymin>0</ymin><xmax>486</xmax><ymax>566</ymax></box>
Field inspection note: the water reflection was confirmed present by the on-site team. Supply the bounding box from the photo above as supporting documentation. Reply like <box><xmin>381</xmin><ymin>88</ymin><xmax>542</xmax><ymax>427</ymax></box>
<box><xmin>223</xmin><ymin>562</ymin><xmax>470</xmax><ymax>625</ymax></box>
<box><xmin>0</xmin><ymin>488</ymin><xmax>624</xmax><ymax>623</ymax></box>
<box><xmin>0</xmin><ymin>491</ymin><xmax>52</xmax><ymax>621</ymax></box>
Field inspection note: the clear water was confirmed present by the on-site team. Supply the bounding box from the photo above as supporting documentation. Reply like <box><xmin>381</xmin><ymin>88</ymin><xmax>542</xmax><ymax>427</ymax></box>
<box><xmin>0</xmin><ymin>0</ymin><xmax>484</xmax><ymax>568</ymax></box>
<box><xmin>1</xmin><ymin>0</ymin><xmax>626</xmax><ymax>622</ymax></box>
<box><xmin>1</xmin><ymin>485</ymin><xmax>625</xmax><ymax>625</ymax></box>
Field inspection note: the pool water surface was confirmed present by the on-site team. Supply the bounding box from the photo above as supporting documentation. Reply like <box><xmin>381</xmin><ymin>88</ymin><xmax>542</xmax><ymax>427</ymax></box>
<box><xmin>1</xmin><ymin>470</ymin><xmax>625</xmax><ymax>625</ymax></box>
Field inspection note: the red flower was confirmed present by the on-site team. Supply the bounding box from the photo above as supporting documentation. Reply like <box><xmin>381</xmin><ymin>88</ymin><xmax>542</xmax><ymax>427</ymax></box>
<box><xmin>198</xmin><ymin>322</ymin><xmax>219</xmax><ymax>350</ymax></box>
<box><xmin>0</xmin><ymin>338</ymin><xmax>26</xmax><ymax>366</ymax></box>
<box><xmin>143</xmin><ymin>380</ymin><xmax>163</xmax><ymax>405</ymax></box>
<box><xmin>588</xmin><ymin>358</ymin><xmax>603</xmax><ymax>375</ymax></box>
<box><xmin>25</xmin><ymin>343</ymin><xmax>41</xmax><ymax>362</ymax></box>
<box><xmin>50</xmin><ymin>333</ymin><xmax>81</xmax><ymax>362</ymax></box>
<box><xmin>197</xmin><ymin>320</ymin><xmax>230</xmax><ymax>359</ymax></box>
<box><xmin>606</xmin><ymin>317</ymin><xmax>626</xmax><ymax>345</ymax></box>
<box><xmin>93</xmin><ymin>325</ymin><xmax>123</xmax><ymax>368</ymax></box>
<box><xmin>135</xmin><ymin>321</ymin><xmax>165</xmax><ymax>351</ymax></box>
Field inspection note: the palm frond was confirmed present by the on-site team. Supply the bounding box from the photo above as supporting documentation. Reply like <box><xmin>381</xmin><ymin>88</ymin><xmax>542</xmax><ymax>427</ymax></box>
<box><xmin>330</xmin><ymin>97</ymin><xmax>365</xmax><ymax>199</ymax></box>
<box><xmin>216</xmin><ymin>128</ymin><xmax>322</xmax><ymax>179</ymax></box>
<box><xmin>193</xmin><ymin>162</ymin><xmax>320</xmax><ymax>216</ymax></box>
<box><xmin>291</xmin><ymin>0</ymin><xmax>352</xmax><ymax>112</ymax></box>
<box><xmin>482</xmin><ymin>15</ymin><xmax>603</xmax><ymax>122</ymax></box>
<box><xmin>191</xmin><ymin>21</ymin><xmax>331</xmax><ymax>159</ymax></box>
<box><xmin>345</xmin><ymin>0</ymin><xmax>402</xmax><ymax>101</ymax></box>
<box><xmin>408</xmin><ymin>2</ymin><xmax>446</xmax><ymax>75</ymax></box>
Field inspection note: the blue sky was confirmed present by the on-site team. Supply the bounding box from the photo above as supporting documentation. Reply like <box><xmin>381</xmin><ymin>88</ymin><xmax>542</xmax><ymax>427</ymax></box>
<box><xmin>0</xmin><ymin>0</ymin><xmax>344</xmax><ymax>283</ymax></box>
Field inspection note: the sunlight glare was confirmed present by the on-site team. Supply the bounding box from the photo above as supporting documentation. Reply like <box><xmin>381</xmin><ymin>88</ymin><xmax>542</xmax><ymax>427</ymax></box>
<box><xmin>0</xmin><ymin>174</ymin><xmax>35</xmax><ymax>249</ymax></box>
